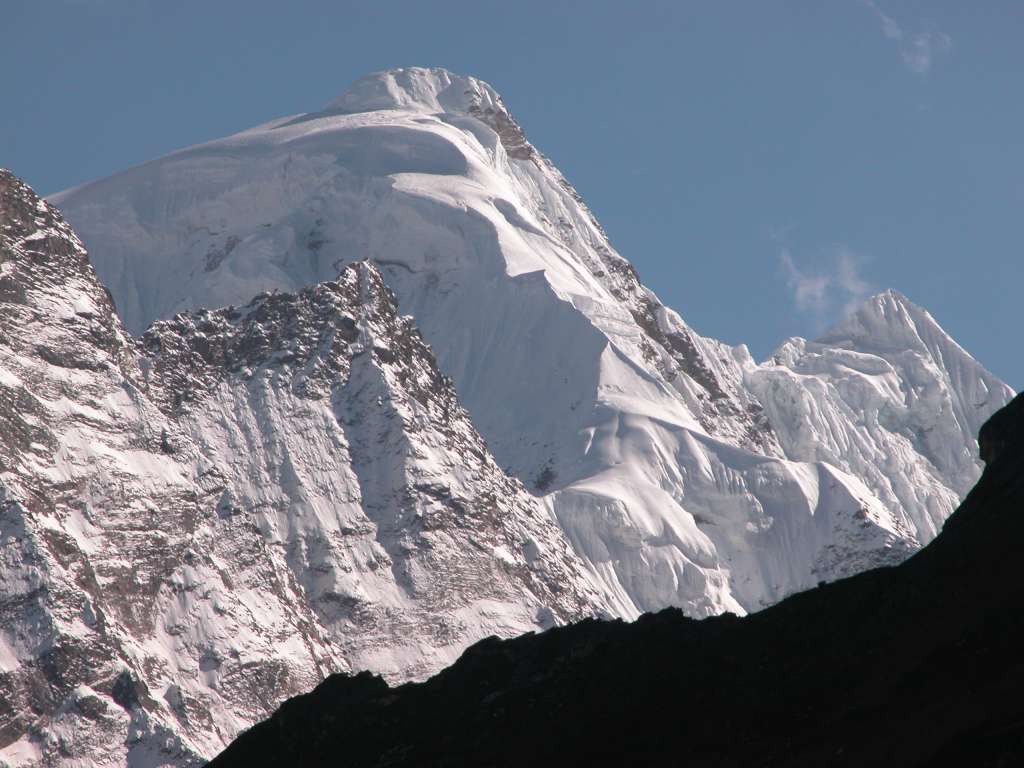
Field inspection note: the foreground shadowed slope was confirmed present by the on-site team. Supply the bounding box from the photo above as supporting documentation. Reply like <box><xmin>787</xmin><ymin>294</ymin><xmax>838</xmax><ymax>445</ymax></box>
<box><xmin>211</xmin><ymin>393</ymin><xmax>1024</xmax><ymax>767</ymax></box>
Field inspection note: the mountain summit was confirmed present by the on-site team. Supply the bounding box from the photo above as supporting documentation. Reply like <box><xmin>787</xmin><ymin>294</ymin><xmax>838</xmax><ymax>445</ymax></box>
<box><xmin>49</xmin><ymin>67</ymin><xmax>1011</xmax><ymax>620</ymax></box>
<box><xmin>751</xmin><ymin>288</ymin><xmax>1011</xmax><ymax>544</ymax></box>
<box><xmin>324</xmin><ymin>67</ymin><xmax>506</xmax><ymax>116</ymax></box>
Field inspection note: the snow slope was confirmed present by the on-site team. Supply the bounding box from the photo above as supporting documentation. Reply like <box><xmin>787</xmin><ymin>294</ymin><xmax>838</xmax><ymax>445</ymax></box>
<box><xmin>50</xmin><ymin>67</ymin><xmax>1012</xmax><ymax>622</ymax></box>
<box><xmin>0</xmin><ymin>170</ymin><xmax>605</xmax><ymax>765</ymax></box>
<box><xmin>750</xmin><ymin>290</ymin><xmax>1013</xmax><ymax>545</ymax></box>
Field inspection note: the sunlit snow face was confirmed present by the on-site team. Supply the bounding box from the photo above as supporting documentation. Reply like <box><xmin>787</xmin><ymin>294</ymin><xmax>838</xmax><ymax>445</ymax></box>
<box><xmin>47</xmin><ymin>67</ymin><xmax>1011</xmax><ymax>637</ymax></box>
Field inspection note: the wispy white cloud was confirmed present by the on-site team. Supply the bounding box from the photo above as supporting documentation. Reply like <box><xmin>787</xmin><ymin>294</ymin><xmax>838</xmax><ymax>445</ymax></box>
<box><xmin>780</xmin><ymin>249</ymin><xmax>830</xmax><ymax>315</ymax></box>
<box><xmin>834</xmin><ymin>248</ymin><xmax>873</xmax><ymax>317</ymax></box>
<box><xmin>861</xmin><ymin>0</ymin><xmax>952</xmax><ymax>75</ymax></box>
<box><xmin>900</xmin><ymin>30</ymin><xmax>953</xmax><ymax>75</ymax></box>
<box><xmin>866</xmin><ymin>0</ymin><xmax>904</xmax><ymax>41</ymax></box>
<box><xmin>778</xmin><ymin>246</ymin><xmax>874</xmax><ymax>325</ymax></box>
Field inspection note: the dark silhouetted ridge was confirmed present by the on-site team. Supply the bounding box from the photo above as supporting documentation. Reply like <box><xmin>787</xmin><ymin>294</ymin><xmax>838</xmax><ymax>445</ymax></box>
<box><xmin>210</xmin><ymin>394</ymin><xmax>1024</xmax><ymax>767</ymax></box>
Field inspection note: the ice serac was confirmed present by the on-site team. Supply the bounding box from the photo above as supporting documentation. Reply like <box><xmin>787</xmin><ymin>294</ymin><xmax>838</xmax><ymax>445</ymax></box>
<box><xmin>0</xmin><ymin>170</ymin><xmax>604</xmax><ymax>765</ymax></box>
<box><xmin>51</xmin><ymin>67</ymin><xmax>1012</xmax><ymax>619</ymax></box>
<box><xmin>748</xmin><ymin>289</ymin><xmax>1015</xmax><ymax>545</ymax></box>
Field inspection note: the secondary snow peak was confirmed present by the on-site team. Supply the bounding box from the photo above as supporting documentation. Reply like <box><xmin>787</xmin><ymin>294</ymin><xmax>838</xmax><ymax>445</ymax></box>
<box><xmin>818</xmin><ymin>288</ymin><xmax>934</xmax><ymax>349</ymax></box>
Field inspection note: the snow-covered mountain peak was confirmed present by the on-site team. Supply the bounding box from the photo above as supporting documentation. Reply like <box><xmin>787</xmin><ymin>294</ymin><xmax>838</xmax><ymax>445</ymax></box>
<box><xmin>750</xmin><ymin>286</ymin><xmax>1013</xmax><ymax>545</ymax></box>
<box><xmin>819</xmin><ymin>289</ymin><xmax>950</xmax><ymax>353</ymax></box>
<box><xmin>767</xmin><ymin>290</ymin><xmax>944</xmax><ymax>367</ymax></box>
<box><xmin>41</xmin><ymin>62</ymin><xmax>1013</xmax><ymax>691</ymax></box>
<box><xmin>814</xmin><ymin>288</ymin><xmax>1011</xmax><ymax>435</ymax></box>
<box><xmin>324</xmin><ymin>67</ymin><xmax>503</xmax><ymax>117</ymax></box>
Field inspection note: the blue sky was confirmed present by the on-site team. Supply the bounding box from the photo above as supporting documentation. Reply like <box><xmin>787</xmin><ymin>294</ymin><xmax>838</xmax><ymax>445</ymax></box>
<box><xmin>3</xmin><ymin>1</ymin><xmax>1022</xmax><ymax>387</ymax></box>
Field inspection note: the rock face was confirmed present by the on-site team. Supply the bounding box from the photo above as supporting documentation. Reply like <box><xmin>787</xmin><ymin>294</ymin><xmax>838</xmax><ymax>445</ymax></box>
<box><xmin>50</xmin><ymin>67</ymin><xmax>1013</xmax><ymax>622</ymax></box>
<box><xmin>209</xmin><ymin>393</ymin><xmax>1024</xmax><ymax>768</ymax></box>
<box><xmin>139</xmin><ymin>263</ymin><xmax>608</xmax><ymax>679</ymax></box>
<box><xmin>0</xmin><ymin>168</ymin><xmax>216</xmax><ymax>767</ymax></box>
<box><xmin>0</xmin><ymin>171</ymin><xmax>605</xmax><ymax>765</ymax></box>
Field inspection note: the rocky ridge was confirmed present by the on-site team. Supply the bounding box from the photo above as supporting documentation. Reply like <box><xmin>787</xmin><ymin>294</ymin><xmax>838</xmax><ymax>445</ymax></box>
<box><xmin>0</xmin><ymin>170</ymin><xmax>604</xmax><ymax>765</ymax></box>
